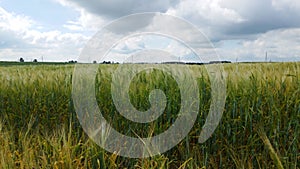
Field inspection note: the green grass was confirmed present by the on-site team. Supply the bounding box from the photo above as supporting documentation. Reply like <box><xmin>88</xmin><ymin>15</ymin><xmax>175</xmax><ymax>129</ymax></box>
<box><xmin>0</xmin><ymin>62</ymin><xmax>299</xmax><ymax>168</ymax></box>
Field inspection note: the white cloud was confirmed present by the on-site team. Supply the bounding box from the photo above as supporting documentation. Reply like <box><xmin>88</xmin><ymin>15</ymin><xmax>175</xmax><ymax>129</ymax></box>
<box><xmin>0</xmin><ymin>7</ymin><xmax>89</xmax><ymax>61</ymax></box>
<box><xmin>63</xmin><ymin>21</ymin><xmax>83</xmax><ymax>31</ymax></box>
<box><xmin>76</xmin><ymin>9</ymin><xmax>106</xmax><ymax>31</ymax></box>
<box><xmin>62</xmin><ymin>8</ymin><xmax>106</xmax><ymax>32</ymax></box>
<box><xmin>0</xmin><ymin>7</ymin><xmax>33</xmax><ymax>32</ymax></box>
<box><xmin>243</xmin><ymin>29</ymin><xmax>300</xmax><ymax>60</ymax></box>
<box><xmin>167</xmin><ymin>0</ymin><xmax>244</xmax><ymax>26</ymax></box>
<box><xmin>54</xmin><ymin>0</ymin><xmax>108</xmax><ymax>31</ymax></box>
<box><xmin>217</xmin><ymin>28</ymin><xmax>300</xmax><ymax>62</ymax></box>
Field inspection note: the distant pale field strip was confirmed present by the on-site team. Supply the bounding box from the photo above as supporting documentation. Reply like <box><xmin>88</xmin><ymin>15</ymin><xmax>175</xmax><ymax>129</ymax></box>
<box><xmin>0</xmin><ymin>62</ymin><xmax>299</xmax><ymax>168</ymax></box>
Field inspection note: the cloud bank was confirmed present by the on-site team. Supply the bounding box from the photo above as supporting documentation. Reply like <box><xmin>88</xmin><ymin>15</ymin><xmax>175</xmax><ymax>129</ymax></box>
<box><xmin>1</xmin><ymin>0</ymin><xmax>300</xmax><ymax>62</ymax></box>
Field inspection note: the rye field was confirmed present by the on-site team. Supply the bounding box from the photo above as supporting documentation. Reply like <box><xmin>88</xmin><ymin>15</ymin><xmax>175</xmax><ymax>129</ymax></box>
<box><xmin>0</xmin><ymin>62</ymin><xmax>299</xmax><ymax>168</ymax></box>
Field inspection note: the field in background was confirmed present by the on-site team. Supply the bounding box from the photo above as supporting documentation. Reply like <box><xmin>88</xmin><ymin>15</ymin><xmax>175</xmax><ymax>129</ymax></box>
<box><xmin>0</xmin><ymin>62</ymin><xmax>299</xmax><ymax>168</ymax></box>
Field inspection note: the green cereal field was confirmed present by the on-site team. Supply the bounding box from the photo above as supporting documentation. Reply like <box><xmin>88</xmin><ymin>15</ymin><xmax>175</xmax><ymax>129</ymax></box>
<box><xmin>0</xmin><ymin>62</ymin><xmax>299</xmax><ymax>168</ymax></box>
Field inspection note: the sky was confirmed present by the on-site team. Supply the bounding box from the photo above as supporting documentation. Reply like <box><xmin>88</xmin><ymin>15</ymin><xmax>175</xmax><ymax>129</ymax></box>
<box><xmin>0</xmin><ymin>0</ymin><xmax>300</xmax><ymax>62</ymax></box>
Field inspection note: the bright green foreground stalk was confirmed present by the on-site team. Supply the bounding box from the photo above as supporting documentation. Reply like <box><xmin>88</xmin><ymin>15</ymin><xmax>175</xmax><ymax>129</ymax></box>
<box><xmin>257</xmin><ymin>124</ymin><xmax>284</xmax><ymax>169</ymax></box>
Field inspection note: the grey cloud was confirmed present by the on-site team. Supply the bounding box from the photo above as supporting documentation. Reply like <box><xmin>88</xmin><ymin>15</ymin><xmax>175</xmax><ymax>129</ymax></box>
<box><xmin>58</xmin><ymin>0</ymin><xmax>300</xmax><ymax>62</ymax></box>
<box><xmin>64</xmin><ymin>0</ymin><xmax>179</xmax><ymax>18</ymax></box>
<box><xmin>219</xmin><ymin>0</ymin><xmax>300</xmax><ymax>35</ymax></box>
<box><xmin>163</xmin><ymin>0</ymin><xmax>300</xmax><ymax>43</ymax></box>
<box><xmin>105</xmin><ymin>13</ymin><xmax>156</xmax><ymax>34</ymax></box>
<box><xmin>64</xmin><ymin>0</ymin><xmax>300</xmax><ymax>40</ymax></box>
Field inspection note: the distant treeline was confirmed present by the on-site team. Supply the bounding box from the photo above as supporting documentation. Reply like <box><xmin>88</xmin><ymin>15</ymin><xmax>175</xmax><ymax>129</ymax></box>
<box><xmin>2</xmin><ymin>59</ymin><xmax>232</xmax><ymax>65</ymax></box>
<box><xmin>98</xmin><ymin>60</ymin><xmax>232</xmax><ymax>65</ymax></box>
